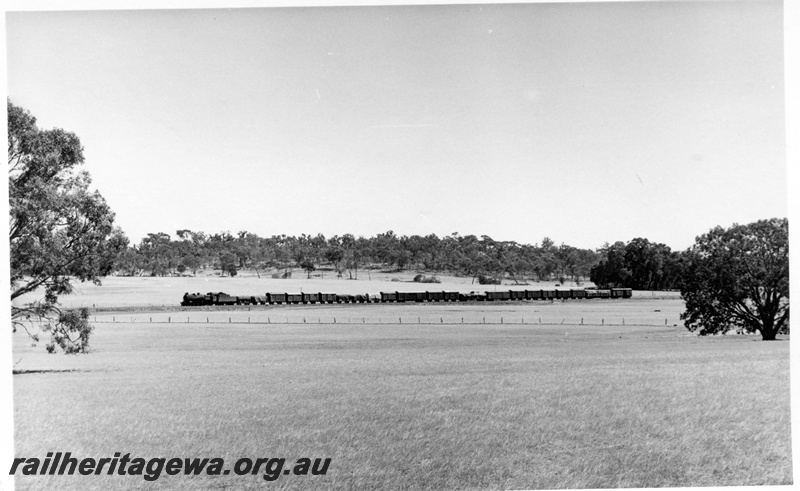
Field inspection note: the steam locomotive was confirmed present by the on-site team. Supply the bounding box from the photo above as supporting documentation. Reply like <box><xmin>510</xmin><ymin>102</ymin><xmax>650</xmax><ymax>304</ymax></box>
<box><xmin>180</xmin><ymin>288</ymin><xmax>632</xmax><ymax>306</ymax></box>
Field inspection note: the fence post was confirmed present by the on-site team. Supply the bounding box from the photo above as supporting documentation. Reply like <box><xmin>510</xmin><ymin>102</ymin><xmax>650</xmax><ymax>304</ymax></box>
<box><xmin>581</xmin><ymin>318</ymin><xmax>583</xmax><ymax>325</ymax></box>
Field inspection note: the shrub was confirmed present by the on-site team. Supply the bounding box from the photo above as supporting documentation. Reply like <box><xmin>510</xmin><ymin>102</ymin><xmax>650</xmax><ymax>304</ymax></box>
<box><xmin>422</xmin><ymin>276</ymin><xmax>441</xmax><ymax>284</ymax></box>
<box><xmin>478</xmin><ymin>274</ymin><xmax>501</xmax><ymax>285</ymax></box>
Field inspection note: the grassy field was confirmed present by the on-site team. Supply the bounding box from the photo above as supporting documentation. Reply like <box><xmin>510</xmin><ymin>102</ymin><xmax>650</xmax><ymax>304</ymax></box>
<box><xmin>11</xmin><ymin>281</ymin><xmax>790</xmax><ymax>489</ymax></box>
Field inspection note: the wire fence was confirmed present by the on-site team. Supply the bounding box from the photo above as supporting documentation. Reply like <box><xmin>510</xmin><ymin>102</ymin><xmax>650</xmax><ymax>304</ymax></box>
<box><xmin>91</xmin><ymin>315</ymin><xmax>680</xmax><ymax>327</ymax></box>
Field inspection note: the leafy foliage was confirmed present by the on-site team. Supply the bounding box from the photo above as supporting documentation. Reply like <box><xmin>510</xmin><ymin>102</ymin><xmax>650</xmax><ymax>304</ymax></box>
<box><xmin>590</xmin><ymin>239</ymin><xmax>684</xmax><ymax>290</ymax></box>
<box><xmin>115</xmin><ymin>230</ymin><xmax>600</xmax><ymax>285</ymax></box>
<box><xmin>219</xmin><ymin>252</ymin><xmax>238</xmax><ymax>277</ymax></box>
<box><xmin>43</xmin><ymin>307</ymin><xmax>93</xmax><ymax>354</ymax></box>
<box><xmin>413</xmin><ymin>274</ymin><xmax>441</xmax><ymax>284</ymax></box>
<box><xmin>9</xmin><ymin>100</ymin><xmax>127</xmax><ymax>352</ymax></box>
<box><xmin>300</xmin><ymin>259</ymin><xmax>316</xmax><ymax>278</ymax></box>
<box><xmin>680</xmin><ymin>218</ymin><xmax>789</xmax><ymax>340</ymax></box>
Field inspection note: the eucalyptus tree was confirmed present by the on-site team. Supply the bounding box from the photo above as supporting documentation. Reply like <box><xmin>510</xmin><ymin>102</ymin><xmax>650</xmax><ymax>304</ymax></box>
<box><xmin>680</xmin><ymin>218</ymin><xmax>789</xmax><ymax>340</ymax></box>
<box><xmin>9</xmin><ymin>100</ymin><xmax>127</xmax><ymax>353</ymax></box>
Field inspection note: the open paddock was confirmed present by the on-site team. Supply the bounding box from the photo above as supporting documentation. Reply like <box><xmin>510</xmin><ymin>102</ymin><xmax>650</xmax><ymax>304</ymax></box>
<box><xmin>12</xmin><ymin>300</ymin><xmax>791</xmax><ymax>490</ymax></box>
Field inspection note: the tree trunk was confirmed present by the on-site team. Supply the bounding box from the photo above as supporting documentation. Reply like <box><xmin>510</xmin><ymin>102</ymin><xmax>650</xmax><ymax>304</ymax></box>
<box><xmin>761</xmin><ymin>329</ymin><xmax>778</xmax><ymax>341</ymax></box>
<box><xmin>759</xmin><ymin>316</ymin><xmax>778</xmax><ymax>340</ymax></box>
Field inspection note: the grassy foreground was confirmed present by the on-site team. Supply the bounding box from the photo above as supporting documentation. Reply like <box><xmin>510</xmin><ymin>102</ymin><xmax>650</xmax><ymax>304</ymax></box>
<box><xmin>12</xmin><ymin>306</ymin><xmax>791</xmax><ymax>489</ymax></box>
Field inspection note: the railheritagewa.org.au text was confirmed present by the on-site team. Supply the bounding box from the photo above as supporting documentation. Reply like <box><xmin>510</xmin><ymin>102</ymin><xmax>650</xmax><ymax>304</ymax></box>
<box><xmin>10</xmin><ymin>452</ymin><xmax>331</xmax><ymax>482</ymax></box>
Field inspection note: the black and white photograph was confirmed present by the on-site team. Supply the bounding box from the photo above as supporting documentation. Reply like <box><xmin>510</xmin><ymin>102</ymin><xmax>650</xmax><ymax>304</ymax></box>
<box><xmin>3</xmin><ymin>0</ymin><xmax>794</xmax><ymax>489</ymax></box>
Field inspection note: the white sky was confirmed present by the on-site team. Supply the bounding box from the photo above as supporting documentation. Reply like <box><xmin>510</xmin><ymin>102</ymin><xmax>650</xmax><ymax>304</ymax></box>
<box><xmin>4</xmin><ymin>0</ymin><xmax>789</xmax><ymax>251</ymax></box>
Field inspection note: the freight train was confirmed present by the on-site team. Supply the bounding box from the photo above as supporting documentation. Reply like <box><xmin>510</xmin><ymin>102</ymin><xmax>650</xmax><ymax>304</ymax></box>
<box><xmin>180</xmin><ymin>288</ymin><xmax>633</xmax><ymax>306</ymax></box>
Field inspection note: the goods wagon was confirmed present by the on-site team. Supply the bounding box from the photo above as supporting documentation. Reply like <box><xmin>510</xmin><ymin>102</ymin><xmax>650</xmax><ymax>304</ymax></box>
<box><xmin>486</xmin><ymin>291</ymin><xmax>512</xmax><ymax>301</ymax></box>
<box><xmin>585</xmin><ymin>289</ymin><xmax>611</xmax><ymax>299</ymax></box>
<box><xmin>509</xmin><ymin>290</ymin><xmax>526</xmax><ymax>300</ymax></box>
<box><xmin>397</xmin><ymin>291</ymin><xmax>427</xmax><ymax>303</ymax></box>
<box><xmin>319</xmin><ymin>293</ymin><xmax>337</xmax><ymax>303</ymax></box>
<box><xmin>267</xmin><ymin>292</ymin><xmax>287</xmax><ymax>304</ymax></box>
<box><xmin>610</xmin><ymin>288</ymin><xmax>633</xmax><ymax>298</ymax></box>
<box><xmin>541</xmin><ymin>290</ymin><xmax>557</xmax><ymax>300</ymax></box>
<box><xmin>442</xmin><ymin>291</ymin><xmax>460</xmax><ymax>302</ymax></box>
<box><xmin>302</xmin><ymin>292</ymin><xmax>320</xmax><ymax>304</ymax></box>
<box><xmin>427</xmin><ymin>291</ymin><xmax>445</xmax><ymax>302</ymax></box>
<box><xmin>425</xmin><ymin>291</ymin><xmax>460</xmax><ymax>302</ymax></box>
<box><xmin>525</xmin><ymin>290</ymin><xmax>543</xmax><ymax>300</ymax></box>
<box><xmin>336</xmin><ymin>294</ymin><xmax>355</xmax><ymax>303</ymax></box>
<box><xmin>571</xmin><ymin>289</ymin><xmax>587</xmax><ymax>299</ymax></box>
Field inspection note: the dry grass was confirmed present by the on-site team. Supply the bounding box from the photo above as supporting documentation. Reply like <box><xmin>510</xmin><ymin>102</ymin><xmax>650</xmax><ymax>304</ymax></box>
<box><xmin>12</xmin><ymin>299</ymin><xmax>791</xmax><ymax>490</ymax></box>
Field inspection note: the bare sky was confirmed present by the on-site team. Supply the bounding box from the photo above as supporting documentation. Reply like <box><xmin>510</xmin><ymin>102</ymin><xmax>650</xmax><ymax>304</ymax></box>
<box><xmin>5</xmin><ymin>1</ymin><xmax>788</xmax><ymax>251</ymax></box>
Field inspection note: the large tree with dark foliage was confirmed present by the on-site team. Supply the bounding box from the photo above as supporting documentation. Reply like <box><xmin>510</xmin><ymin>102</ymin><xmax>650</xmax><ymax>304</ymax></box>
<box><xmin>9</xmin><ymin>100</ymin><xmax>128</xmax><ymax>353</ymax></box>
<box><xmin>680</xmin><ymin>218</ymin><xmax>789</xmax><ymax>340</ymax></box>
<box><xmin>590</xmin><ymin>239</ymin><xmax>683</xmax><ymax>290</ymax></box>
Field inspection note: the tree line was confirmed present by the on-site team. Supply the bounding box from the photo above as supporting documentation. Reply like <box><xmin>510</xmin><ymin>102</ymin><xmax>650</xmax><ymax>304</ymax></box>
<box><xmin>115</xmin><ymin>230</ymin><xmax>692</xmax><ymax>292</ymax></box>
<box><xmin>115</xmin><ymin>230</ymin><xmax>602</xmax><ymax>284</ymax></box>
